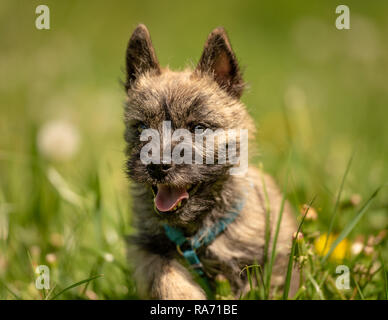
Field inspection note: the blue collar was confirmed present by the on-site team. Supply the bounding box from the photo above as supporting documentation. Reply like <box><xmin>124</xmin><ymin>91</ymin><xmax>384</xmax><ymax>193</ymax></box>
<box><xmin>163</xmin><ymin>190</ymin><xmax>248</xmax><ymax>276</ymax></box>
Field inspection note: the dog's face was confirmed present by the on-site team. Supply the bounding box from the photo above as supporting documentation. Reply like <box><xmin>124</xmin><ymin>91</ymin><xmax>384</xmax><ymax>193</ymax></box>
<box><xmin>124</xmin><ymin>25</ymin><xmax>253</xmax><ymax>223</ymax></box>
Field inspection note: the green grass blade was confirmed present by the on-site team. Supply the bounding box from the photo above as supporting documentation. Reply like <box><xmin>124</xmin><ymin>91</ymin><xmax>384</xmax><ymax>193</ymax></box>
<box><xmin>0</xmin><ymin>279</ymin><xmax>22</xmax><ymax>300</ymax></box>
<box><xmin>260</xmin><ymin>170</ymin><xmax>271</xmax><ymax>266</ymax></box>
<box><xmin>322</xmin><ymin>187</ymin><xmax>381</xmax><ymax>263</ymax></box>
<box><xmin>323</xmin><ymin>154</ymin><xmax>353</xmax><ymax>252</ymax></box>
<box><xmin>292</xmin><ymin>286</ymin><xmax>306</xmax><ymax>300</ymax></box>
<box><xmin>283</xmin><ymin>240</ymin><xmax>297</xmax><ymax>300</ymax></box>
<box><xmin>254</xmin><ymin>264</ymin><xmax>266</xmax><ymax>298</ymax></box>
<box><xmin>44</xmin><ymin>284</ymin><xmax>57</xmax><ymax>300</ymax></box>
<box><xmin>354</xmin><ymin>278</ymin><xmax>365</xmax><ymax>300</ymax></box>
<box><xmin>265</xmin><ymin>171</ymin><xmax>289</xmax><ymax>299</ymax></box>
<box><xmin>327</xmin><ymin>275</ymin><xmax>347</xmax><ymax>300</ymax></box>
<box><xmin>282</xmin><ymin>196</ymin><xmax>316</xmax><ymax>299</ymax></box>
<box><xmin>246</xmin><ymin>266</ymin><xmax>253</xmax><ymax>292</ymax></box>
<box><xmin>240</xmin><ymin>264</ymin><xmax>265</xmax><ymax>299</ymax></box>
<box><xmin>380</xmin><ymin>253</ymin><xmax>388</xmax><ymax>300</ymax></box>
<box><xmin>50</xmin><ymin>274</ymin><xmax>103</xmax><ymax>300</ymax></box>
<box><xmin>306</xmin><ymin>272</ymin><xmax>325</xmax><ymax>300</ymax></box>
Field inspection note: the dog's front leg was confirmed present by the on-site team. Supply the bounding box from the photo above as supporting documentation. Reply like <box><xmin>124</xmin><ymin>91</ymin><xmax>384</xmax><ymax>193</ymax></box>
<box><xmin>134</xmin><ymin>250</ymin><xmax>206</xmax><ymax>300</ymax></box>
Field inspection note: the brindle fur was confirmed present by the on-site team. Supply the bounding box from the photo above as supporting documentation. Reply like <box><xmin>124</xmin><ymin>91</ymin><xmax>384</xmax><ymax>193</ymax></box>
<box><xmin>124</xmin><ymin>24</ymin><xmax>298</xmax><ymax>299</ymax></box>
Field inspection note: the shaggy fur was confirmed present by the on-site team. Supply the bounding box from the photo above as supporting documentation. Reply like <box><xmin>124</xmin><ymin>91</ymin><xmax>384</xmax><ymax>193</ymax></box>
<box><xmin>124</xmin><ymin>24</ymin><xmax>297</xmax><ymax>299</ymax></box>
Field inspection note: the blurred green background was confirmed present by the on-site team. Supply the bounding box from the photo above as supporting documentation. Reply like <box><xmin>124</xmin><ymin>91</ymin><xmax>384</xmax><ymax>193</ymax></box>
<box><xmin>0</xmin><ymin>0</ymin><xmax>387</xmax><ymax>299</ymax></box>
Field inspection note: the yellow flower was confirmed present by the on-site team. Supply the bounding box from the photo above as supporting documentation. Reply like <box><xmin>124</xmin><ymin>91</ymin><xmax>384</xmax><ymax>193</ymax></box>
<box><xmin>314</xmin><ymin>233</ymin><xmax>350</xmax><ymax>261</ymax></box>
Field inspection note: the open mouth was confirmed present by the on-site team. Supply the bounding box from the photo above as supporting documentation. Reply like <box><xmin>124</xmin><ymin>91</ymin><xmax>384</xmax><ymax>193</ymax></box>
<box><xmin>151</xmin><ymin>184</ymin><xmax>200</xmax><ymax>213</ymax></box>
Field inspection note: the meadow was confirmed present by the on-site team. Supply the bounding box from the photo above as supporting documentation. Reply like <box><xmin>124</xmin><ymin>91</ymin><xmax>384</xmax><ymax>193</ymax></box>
<box><xmin>0</xmin><ymin>0</ymin><xmax>387</xmax><ymax>299</ymax></box>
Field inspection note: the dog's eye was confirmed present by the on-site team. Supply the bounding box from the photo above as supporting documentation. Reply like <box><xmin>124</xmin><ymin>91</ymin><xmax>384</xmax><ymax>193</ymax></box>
<box><xmin>192</xmin><ymin>124</ymin><xmax>207</xmax><ymax>132</ymax></box>
<box><xmin>137</xmin><ymin>122</ymin><xmax>148</xmax><ymax>133</ymax></box>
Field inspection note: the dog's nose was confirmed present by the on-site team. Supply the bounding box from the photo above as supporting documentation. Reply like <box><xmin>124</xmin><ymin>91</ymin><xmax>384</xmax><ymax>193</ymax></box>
<box><xmin>147</xmin><ymin>163</ymin><xmax>172</xmax><ymax>180</ymax></box>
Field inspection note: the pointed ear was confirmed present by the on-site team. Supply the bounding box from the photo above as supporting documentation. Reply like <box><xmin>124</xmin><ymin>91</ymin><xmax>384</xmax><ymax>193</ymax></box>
<box><xmin>125</xmin><ymin>24</ymin><xmax>161</xmax><ymax>90</ymax></box>
<box><xmin>195</xmin><ymin>27</ymin><xmax>244</xmax><ymax>98</ymax></box>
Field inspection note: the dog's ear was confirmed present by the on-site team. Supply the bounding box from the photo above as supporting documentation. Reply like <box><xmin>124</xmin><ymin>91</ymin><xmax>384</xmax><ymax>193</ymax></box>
<box><xmin>195</xmin><ymin>27</ymin><xmax>244</xmax><ymax>98</ymax></box>
<box><xmin>125</xmin><ymin>24</ymin><xmax>161</xmax><ymax>90</ymax></box>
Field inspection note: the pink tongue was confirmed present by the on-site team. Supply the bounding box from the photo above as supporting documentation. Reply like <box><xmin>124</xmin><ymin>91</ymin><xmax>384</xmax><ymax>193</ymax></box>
<box><xmin>155</xmin><ymin>185</ymin><xmax>189</xmax><ymax>212</ymax></box>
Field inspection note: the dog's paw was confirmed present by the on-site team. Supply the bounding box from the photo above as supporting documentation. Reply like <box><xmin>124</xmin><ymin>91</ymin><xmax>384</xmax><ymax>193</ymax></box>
<box><xmin>152</xmin><ymin>261</ymin><xmax>206</xmax><ymax>300</ymax></box>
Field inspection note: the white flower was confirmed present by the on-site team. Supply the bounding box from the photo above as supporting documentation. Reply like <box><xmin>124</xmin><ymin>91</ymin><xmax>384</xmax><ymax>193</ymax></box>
<box><xmin>351</xmin><ymin>242</ymin><xmax>364</xmax><ymax>256</ymax></box>
<box><xmin>45</xmin><ymin>253</ymin><xmax>57</xmax><ymax>264</ymax></box>
<box><xmin>103</xmin><ymin>253</ymin><xmax>114</xmax><ymax>262</ymax></box>
<box><xmin>37</xmin><ymin>120</ymin><xmax>80</xmax><ymax>161</ymax></box>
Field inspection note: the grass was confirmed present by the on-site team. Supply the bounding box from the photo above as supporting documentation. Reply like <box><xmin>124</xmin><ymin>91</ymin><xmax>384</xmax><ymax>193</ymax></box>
<box><xmin>322</xmin><ymin>186</ymin><xmax>382</xmax><ymax>264</ymax></box>
<box><xmin>283</xmin><ymin>196</ymin><xmax>316</xmax><ymax>300</ymax></box>
<box><xmin>1</xmin><ymin>0</ymin><xmax>388</xmax><ymax>300</ymax></box>
<box><xmin>264</xmin><ymin>164</ymin><xmax>288</xmax><ymax>299</ymax></box>
<box><xmin>323</xmin><ymin>153</ymin><xmax>354</xmax><ymax>254</ymax></box>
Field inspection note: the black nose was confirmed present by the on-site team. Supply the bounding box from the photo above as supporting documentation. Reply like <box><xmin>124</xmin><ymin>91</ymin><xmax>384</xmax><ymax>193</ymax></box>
<box><xmin>147</xmin><ymin>163</ymin><xmax>172</xmax><ymax>180</ymax></box>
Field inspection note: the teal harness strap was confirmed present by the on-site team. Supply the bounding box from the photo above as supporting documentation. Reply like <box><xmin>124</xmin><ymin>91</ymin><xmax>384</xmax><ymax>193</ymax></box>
<box><xmin>190</xmin><ymin>199</ymin><xmax>245</xmax><ymax>250</ymax></box>
<box><xmin>163</xmin><ymin>187</ymin><xmax>249</xmax><ymax>277</ymax></box>
<box><xmin>163</xmin><ymin>225</ymin><xmax>204</xmax><ymax>274</ymax></box>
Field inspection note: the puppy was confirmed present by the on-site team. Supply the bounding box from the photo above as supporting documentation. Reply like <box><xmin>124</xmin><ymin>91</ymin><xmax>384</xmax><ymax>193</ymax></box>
<box><xmin>124</xmin><ymin>24</ymin><xmax>297</xmax><ymax>299</ymax></box>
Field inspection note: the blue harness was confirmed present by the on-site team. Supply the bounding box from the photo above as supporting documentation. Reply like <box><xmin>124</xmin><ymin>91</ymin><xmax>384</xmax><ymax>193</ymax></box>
<box><xmin>163</xmin><ymin>192</ymin><xmax>248</xmax><ymax>277</ymax></box>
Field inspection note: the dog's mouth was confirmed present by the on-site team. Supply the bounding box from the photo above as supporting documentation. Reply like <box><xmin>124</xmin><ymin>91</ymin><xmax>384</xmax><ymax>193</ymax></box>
<box><xmin>151</xmin><ymin>184</ymin><xmax>200</xmax><ymax>213</ymax></box>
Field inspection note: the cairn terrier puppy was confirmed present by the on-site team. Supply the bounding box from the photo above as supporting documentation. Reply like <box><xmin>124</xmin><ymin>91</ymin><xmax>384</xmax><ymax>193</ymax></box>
<box><xmin>124</xmin><ymin>24</ymin><xmax>297</xmax><ymax>299</ymax></box>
